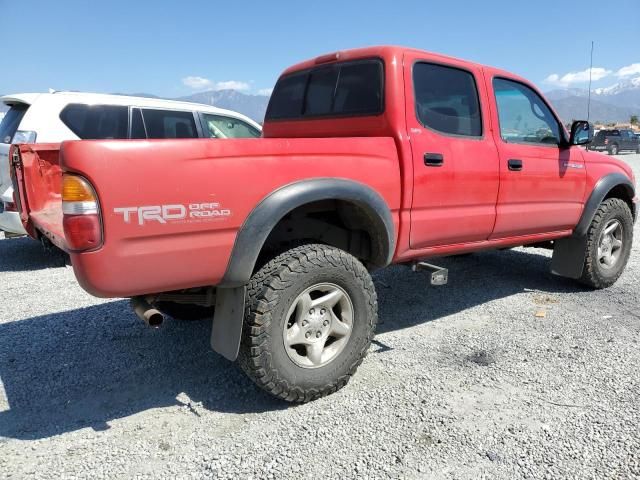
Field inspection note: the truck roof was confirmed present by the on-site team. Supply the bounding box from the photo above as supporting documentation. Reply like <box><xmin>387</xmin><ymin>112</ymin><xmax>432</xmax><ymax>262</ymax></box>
<box><xmin>280</xmin><ymin>45</ymin><xmax>520</xmax><ymax>80</ymax></box>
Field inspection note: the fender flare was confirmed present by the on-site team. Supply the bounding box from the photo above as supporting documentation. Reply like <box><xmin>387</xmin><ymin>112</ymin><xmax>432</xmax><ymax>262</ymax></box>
<box><xmin>573</xmin><ymin>173</ymin><xmax>636</xmax><ymax>238</ymax></box>
<box><xmin>220</xmin><ymin>178</ymin><xmax>396</xmax><ymax>287</ymax></box>
<box><xmin>552</xmin><ymin>173</ymin><xmax>635</xmax><ymax>279</ymax></box>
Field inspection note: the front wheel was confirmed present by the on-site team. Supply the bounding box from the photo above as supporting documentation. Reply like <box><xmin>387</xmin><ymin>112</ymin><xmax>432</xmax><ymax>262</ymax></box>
<box><xmin>237</xmin><ymin>244</ymin><xmax>378</xmax><ymax>402</ymax></box>
<box><xmin>578</xmin><ymin>198</ymin><xmax>633</xmax><ymax>289</ymax></box>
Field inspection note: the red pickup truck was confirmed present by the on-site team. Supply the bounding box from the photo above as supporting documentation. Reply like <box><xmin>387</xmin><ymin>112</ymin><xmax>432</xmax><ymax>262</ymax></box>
<box><xmin>11</xmin><ymin>46</ymin><xmax>637</xmax><ymax>402</ymax></box>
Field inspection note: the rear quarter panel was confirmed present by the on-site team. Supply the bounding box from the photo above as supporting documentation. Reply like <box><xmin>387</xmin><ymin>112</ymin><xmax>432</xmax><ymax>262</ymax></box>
<box><xmin>61</xmin><ymin>138</ymin><xmax>401</xmax><ymax>297</ymax></box>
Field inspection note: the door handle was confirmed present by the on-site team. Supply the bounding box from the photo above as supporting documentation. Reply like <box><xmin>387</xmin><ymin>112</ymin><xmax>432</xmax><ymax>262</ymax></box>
<box><xmin>508</xmin><ymin>159</ymin><xmax>523</xmax><ymax>171</ymax></box>
<box><xmin>424</xmin><ymin>153</ymin><xmax>444</xmax><ymax>167</ymax></box>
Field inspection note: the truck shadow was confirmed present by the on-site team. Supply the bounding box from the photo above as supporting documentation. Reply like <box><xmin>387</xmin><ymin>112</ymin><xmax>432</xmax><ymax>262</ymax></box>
<box><xmin>0</xmin><ymin>248</ymin><xmax>586</xmax><ymax>440</ymax></box>
<box><xmin>374</xmin><ymin>248</ymin><xmax>584</xmax><ymax>335</ymax></box>
<box><xmin>0</xmin><ymin>235</ymin><xmax>66</xmax><ymax>272</ymax></box>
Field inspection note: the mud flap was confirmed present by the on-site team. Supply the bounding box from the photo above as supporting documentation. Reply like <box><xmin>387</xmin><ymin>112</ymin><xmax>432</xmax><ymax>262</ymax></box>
<box><xmin>551</xmin><ymin>236</ymin><xmax>588</xmax><ymax>279</ymax></box>
<box><xmin>210</xmin><ymin>286</ymin><xmax>246</xmax><ymax>361</ymax></box>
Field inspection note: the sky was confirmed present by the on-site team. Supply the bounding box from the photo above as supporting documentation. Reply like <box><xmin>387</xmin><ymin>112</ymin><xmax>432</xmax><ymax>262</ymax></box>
<box><xmin>1</xmin><ymin>0</ymin><xmax>638</xmax><ymax>97</ymax></box>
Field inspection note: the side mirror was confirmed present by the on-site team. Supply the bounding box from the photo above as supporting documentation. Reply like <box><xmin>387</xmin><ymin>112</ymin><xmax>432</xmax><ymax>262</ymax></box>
<box><xmin>569</xmin><ymin>120</ymin><xmax>592</xmax><ymax>146</ymax></box>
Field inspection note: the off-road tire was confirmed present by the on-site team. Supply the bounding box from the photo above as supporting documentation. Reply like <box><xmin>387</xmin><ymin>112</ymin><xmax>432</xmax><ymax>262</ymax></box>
<box><xmin>578</xmin><ymin>198</ymin><xmax>633</xmax><ymax>289</ymax></box>
<box><xmin>237</xmin><ymin>244</ymin><xmax>378</xmax><ymax>402</ymax></box>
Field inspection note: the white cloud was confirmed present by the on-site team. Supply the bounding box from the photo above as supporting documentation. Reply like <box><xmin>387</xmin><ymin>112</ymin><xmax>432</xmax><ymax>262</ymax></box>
<box><xmin>616</xmin><ymin>63</ymin><xmax>640</xmax><ymax>78</ymax></box>
<box><xmin>544</xmin><ymin>67</ymin><xmax>612</xmax><ymax>87</ymax></box>
<box><xmin>182</xmin><ymin>76</ymin><xmax>213</xmax><ymax>90</ymax></box>
<box><xmin>182</xmin><ymin>77</ymin><xmax>251</xmax><ymax>92</ymax></box>
<box><xmin>257</xmin><ymin>87</ymin><xmax>273</xmax><ymax>96</ymax></box>
<box><xmin>214</xmin><ymin>80</ymin><xmax>250</xmax><ymax>91</ymax></box>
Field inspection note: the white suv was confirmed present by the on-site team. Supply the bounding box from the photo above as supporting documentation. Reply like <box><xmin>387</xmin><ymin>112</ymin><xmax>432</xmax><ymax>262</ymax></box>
<box><xmin>0</xmin><ymin>92</ymin><xmax>261</xmax><ymax>235</ymax></box>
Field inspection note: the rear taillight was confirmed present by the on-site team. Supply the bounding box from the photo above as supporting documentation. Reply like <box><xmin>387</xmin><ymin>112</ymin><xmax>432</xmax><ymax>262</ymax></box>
<box><xmin>62</xmin><ymin>174</ymin><xmax>103</xmax><ymax>251</ymax></box>
<box><xmin>604</xmin><ymin>139</ymin><xmax>609</xmax><ymax>145</ymax></box>
<box><xmin>12</xmin><ymin>130</ymin><xmax>37</xmax><ymax>144</ymax></box>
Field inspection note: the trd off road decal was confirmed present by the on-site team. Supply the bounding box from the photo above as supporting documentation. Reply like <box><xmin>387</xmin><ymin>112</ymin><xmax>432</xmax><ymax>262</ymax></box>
<box><xmin>113</xmin><ymin>202</ymin><xmax>231</xmax><ymax>225</ymax></box>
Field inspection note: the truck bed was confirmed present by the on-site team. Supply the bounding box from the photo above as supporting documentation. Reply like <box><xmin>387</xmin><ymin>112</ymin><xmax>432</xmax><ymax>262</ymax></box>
<box><xmin>13</xmin><ymin>138</ymin><xmax>401</xmax><ymax>297</ymax></box>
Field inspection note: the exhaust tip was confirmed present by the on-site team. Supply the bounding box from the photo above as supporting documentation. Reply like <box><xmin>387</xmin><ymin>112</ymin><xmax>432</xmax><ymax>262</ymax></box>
<box><xmin>131</xmin><ymin>297</ymin><xmax>165</xmax><ymax>328</ymax></box>
<box><xmin>146</xmin><ymin>311</ymin><xmax>164</xmax><ymax>328</ymax></box>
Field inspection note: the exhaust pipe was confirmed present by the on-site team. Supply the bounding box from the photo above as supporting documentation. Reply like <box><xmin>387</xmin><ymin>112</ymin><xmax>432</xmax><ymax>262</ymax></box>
<box><xmin>130</xmin><ymin>297</ymin><xmax>164</xmax><ymax>328</ymax></box>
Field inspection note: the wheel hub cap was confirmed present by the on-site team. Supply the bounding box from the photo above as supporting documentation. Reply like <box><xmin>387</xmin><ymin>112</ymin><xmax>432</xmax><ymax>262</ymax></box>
<box><xmin>597</xmin><ymin>219</ymin><xmax>623</xmax><ymax>269</ymax></box>
<box><xmin>283</xmin><ymin>283</ymin><xmax>354</xmax><ymax>369</ymax></box>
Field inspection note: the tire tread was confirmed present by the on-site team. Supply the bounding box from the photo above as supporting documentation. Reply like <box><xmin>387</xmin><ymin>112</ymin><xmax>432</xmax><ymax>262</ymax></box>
<box><xmin>237</xmin><ymin>244</ymin><xmax>377</xmax><ymax>402</ymax></box>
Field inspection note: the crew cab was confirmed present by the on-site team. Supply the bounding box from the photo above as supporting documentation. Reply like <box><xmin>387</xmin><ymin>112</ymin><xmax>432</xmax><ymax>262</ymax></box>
<box><xmin>587</xmin><ymin>128</ymin><xmax>640</xmax><ymax>155</ymax></box>
<box><xmin>0</xmin><ymin>92</ymin><xmax>260</xmax><ymax>235</ymax></box>
<box><xmin>11</xmin><ymin>46</ymin><xmax>637</xmax><ymax>402</ymax></box>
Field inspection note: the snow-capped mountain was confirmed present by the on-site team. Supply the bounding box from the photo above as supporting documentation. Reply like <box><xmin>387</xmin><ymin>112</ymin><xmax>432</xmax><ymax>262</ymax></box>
<box><xmin>545</xmin><ymin>77</ymin><xmax>640</xmax><ymax>123</ymax></box>
<box><xmin>593</xmin><ymin>77</ymin><xmax>640</xmax><ymax>96</ymax></box>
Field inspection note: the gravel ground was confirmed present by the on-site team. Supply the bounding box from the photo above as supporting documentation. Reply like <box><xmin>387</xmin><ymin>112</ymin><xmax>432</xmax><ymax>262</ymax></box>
<box><xmin>1</xmin><ymin>154</ymin><xmax>639</xmax><ymax>479</ymax></box>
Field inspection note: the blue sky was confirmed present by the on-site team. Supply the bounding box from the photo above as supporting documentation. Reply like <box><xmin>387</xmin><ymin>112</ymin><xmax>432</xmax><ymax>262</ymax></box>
<box><xmin>1</xmin><ymin>0</ymin><xmax>638</xmax><ymax>97</ymax></box>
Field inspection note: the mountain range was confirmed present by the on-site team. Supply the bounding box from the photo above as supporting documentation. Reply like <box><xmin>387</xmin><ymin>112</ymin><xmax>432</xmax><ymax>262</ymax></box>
<box><xmin>2</xmin><ymin>76</ymin><xmax>639</xmax><ymax>124</ymax></box>
<box><xmin>545</xmin><ymin>77</ymin><xmax>640</xmax><ymax>124</ymax></box>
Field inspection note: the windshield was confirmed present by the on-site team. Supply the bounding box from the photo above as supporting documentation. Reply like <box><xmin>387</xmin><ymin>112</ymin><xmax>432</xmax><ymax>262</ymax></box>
<box><xmin>0</xmin><ymin>103</ymin><xmax>29</xmax><ymax>144</ymax></box>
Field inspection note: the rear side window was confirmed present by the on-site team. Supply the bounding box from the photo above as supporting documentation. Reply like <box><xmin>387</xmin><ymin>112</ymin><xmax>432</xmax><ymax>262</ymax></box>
<box><xmin>141</xmin><ymin>109</ymin><xmax>198</xmax><ymax>139</ymax></box>
<box><xmin>130</xmin><ymin>108</ymin><xmax>146</xmax><ymax>139</ymax></box>
<box><xmin>201</xmin><ymin>114</ymin><xmax>260</xmax><ymax>138</ymax></box>
<box><xmin>60</xmin><ymin>104</ymin><xmax>128</xmax><ymax>139</ymax></box>
<box><xmin>0</xmin><ymin>104</ymin><xmax>29</xmax><ymax>144</ymax></box>
<box><xmin>266</xmin><ymin>58</ymin><xmax>384</xmax><ymax>120</ymax></box>
<box><xmin>413</xmin><ymin>63</ymin><xmax>482</xmax><ymax>137</ymax></box>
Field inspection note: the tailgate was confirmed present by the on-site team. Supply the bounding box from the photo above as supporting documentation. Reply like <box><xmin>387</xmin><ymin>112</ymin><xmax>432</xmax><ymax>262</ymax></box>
<box><xmin>10</xmin><ymin>143</ymin><xmax>66</xmax><ymax>248</ymax></box>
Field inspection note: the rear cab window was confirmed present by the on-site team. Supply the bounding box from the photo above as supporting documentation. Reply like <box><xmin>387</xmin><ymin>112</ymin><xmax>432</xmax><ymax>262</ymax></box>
<box><xmin>265</xmin><ymin>58</ymin><xmax>384</xmax><ymax>120</ymax></box>
<box><xmin>0</xmin><ymin>104</ymin><xmax>29</xmax><ymax>143</ymax></box>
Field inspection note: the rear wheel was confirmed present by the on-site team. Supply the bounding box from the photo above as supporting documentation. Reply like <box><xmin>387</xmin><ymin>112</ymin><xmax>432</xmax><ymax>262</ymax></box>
<box><xmin>578</xmin><ymin>198</ymin><xmax>633</xmax><ymax>289</ymax></box>
<box><xmin>608</xmin><ymin>143</ymin><xmax>619</xmax><ymax>155</ymax></box>
<box><xmin>238</xmin><ymin>244</ymin><xmax>377</xmax><ymax>402</ymax></box>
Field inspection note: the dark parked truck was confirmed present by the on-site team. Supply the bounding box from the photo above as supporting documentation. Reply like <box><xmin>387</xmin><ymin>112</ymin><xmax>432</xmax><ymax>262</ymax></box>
<box><xmin>11</xmin><ymin>46</ymin><xmax>637</xmax><ymax>402</ymax></box>
<box><xmin>588</xmin><ymin>128</ymin><xmax>640</xmax><ymax>155</ymax></box>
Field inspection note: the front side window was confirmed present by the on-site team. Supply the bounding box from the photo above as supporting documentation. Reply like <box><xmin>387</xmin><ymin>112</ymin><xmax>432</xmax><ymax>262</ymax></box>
<box><xmin>60</xmin><ymin>104</ymin><xmax>128</xmax><ymax>140</ymax></box>
<box><xmin>493</xmin><ymin>78</ymin><xmax>561</xmax><ymax>145</ymax></box>
<box><xmin>0</xmin><ymin>104</ymin><xmax>29</xmax><ymax>144</ymax></box>
<box><xmin>413</xmin><ymin>62</ymin><xmax>482</xmax><ymax>137</ymax></box>
<box><xmin>266</xmin><ymin>58</ymin><xmax>384</xmax><ymax>120</ymax></box>
<box><xmin>201</xmin><ymin>114</ymin><xmax>260</xmax><ymax>138</ymax></box>
<box><xmin>140</xmin><ymin>109</ymin><xmax>198</xmax><ymax>139</ymax></box>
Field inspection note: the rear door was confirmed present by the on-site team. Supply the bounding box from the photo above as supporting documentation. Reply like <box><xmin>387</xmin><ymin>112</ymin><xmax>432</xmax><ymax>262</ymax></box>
<box><xmin>404</xmin><ymin>53</ymin><xmax>500</xmax><ymax>248</ymax></box>
<box><xmin>487</xmin><ymin>75</ymin><xmax>586</xmax><ymax>238</ymax></box>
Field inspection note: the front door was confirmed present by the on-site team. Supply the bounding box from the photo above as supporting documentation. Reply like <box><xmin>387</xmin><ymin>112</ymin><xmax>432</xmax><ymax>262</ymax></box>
<box><xmin>487</xmin><ymin>76</ymin><xmax>586</xmax><ymax>238</ymax></box>
<box><xmin>405</xmin><ymin>54</ymin><xmax>500</xmax><ymax>249</ymax></box>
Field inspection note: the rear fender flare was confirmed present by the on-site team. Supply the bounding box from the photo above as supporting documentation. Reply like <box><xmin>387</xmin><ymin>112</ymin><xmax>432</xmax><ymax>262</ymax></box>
<box><xmin>221</xmin><ymin>178</ymin><xmax>395</xmax><ymax>287</ymax></box>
